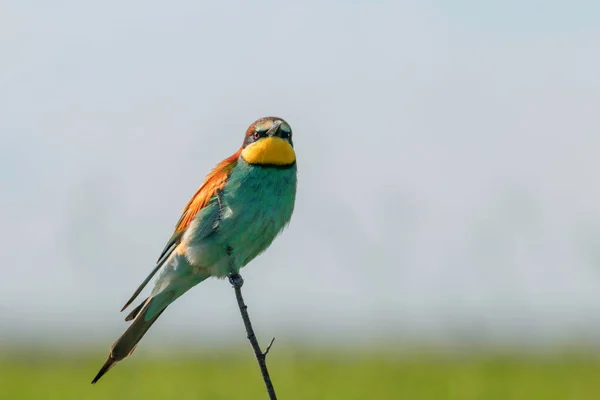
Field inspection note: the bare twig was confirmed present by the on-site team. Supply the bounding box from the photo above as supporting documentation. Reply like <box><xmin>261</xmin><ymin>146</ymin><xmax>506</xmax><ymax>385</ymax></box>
<box><xmin>228</xmin><ymin>273</ymin><xmax>277</xmax><ymax>400</ymax></box>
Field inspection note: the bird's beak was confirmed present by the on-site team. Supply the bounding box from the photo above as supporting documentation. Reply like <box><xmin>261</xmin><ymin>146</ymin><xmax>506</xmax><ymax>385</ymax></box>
<box><xmin>266</xmin><ymin>120</ymin><xmax>282</xmax><ymax>137</ymax></box>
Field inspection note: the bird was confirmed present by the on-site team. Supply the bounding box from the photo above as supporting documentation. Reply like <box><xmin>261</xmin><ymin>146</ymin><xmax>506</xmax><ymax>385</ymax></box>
<box><xmin>91</xmin><ymin>116</ymin><xmax>297</xmax><ymax>384</ymax></box>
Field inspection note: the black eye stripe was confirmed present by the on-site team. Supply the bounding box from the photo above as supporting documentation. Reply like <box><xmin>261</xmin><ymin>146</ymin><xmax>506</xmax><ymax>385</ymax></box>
<box><xmin>243</xmin><ymin>121</ymin><xmax>293</xmax><ymax>148</ymax></box>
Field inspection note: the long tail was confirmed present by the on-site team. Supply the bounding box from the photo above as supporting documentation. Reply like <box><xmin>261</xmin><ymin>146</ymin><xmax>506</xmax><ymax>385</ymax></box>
<box><xmin>91</xmin><ymin>291</ymin><xmax>174</xmax><ymax>384</ymax></box>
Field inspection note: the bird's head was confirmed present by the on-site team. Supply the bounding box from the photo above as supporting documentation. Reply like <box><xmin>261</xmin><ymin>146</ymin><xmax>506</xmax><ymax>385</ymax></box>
<box><xmin>240</xmin><ymin>117</ymin><xmax>295</xmax><ymax>167</ymax></box>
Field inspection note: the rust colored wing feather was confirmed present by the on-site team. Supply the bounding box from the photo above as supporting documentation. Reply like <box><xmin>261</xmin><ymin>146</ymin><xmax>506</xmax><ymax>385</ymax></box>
<box><xmin>120</xmin><ymin>149</ymin><xmax>241</xmax><ymax>314</ymax></box>
<box><xmin>156</xmin><ymin>149</ymin><xmax>241</xmax><ymax>263</ymax></box>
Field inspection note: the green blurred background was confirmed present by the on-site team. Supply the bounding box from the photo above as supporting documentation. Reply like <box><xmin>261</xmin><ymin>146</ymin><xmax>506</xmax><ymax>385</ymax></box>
<box><xmin>2</xmin><ymin>347</ymin><xmax>600</xmax><ymax>399</ymax></box>
<box><xmin>2</xmin><ymin>0</ymin><xmax>600</xmax><ymax>399</ymax></box>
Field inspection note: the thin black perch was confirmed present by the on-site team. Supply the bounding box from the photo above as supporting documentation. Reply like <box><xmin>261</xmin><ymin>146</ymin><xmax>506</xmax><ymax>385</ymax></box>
<box><xmin>228</xmin><ymin>273</ymin><xmax>277</xmax><ymax>400</ymax></box>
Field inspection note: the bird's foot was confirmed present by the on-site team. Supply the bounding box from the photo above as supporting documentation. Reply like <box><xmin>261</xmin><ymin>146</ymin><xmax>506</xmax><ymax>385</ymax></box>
<box><xmin>228</xmin><ymin>273</ymin><xmax>244</xmax><ymax>288</ymax></box>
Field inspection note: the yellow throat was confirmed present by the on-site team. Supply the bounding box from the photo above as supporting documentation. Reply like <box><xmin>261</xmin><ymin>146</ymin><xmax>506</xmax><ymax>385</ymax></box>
<box><xmin>241</xmin><ymin>137</ymin><xmax>296</xmax><ymax>166</ymax></box>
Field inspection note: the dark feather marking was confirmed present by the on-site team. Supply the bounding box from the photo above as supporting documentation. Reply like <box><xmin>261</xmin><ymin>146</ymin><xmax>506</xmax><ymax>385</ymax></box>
<box><xmin>124</xmin><ymin>297</ymin><xmax>148</xmax><ymax>321</ymax></box>
<box><xmin>253</xmin><ymin>162</ymin><xmax>296</xmax><ymax>169</ymax></box>
<box><xmin>120</xmin><ymin>259</ymin><xmax>166</xmax><ymax>312</ymax></box>
<box><xmin>215</xmin><ymin>188</ymin><xmax>225</xmax><ymax>226</ymax></box>
<box><xmin>156</xmin><ymin>232</ymin><xmax>183</xmax><ymax>264</ymax></box>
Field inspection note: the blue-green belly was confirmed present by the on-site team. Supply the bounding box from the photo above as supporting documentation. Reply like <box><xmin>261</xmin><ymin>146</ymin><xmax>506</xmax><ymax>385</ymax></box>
<box><xmin>186</xmin><ymin>158</ymin><xmax>297</xmax><ymax>276</ymax></box>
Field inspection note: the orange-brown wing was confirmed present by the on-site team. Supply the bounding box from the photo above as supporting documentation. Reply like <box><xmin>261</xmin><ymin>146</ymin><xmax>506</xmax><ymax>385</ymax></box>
<box><xmin>120</xmin><ymin>149</ymin><xmax>241</xmax><ymax>313</ymax></box>
<box><xmin>156</xmin><ymin>149</ymin><xmax>241</xmax><ymax>262</ymax></box>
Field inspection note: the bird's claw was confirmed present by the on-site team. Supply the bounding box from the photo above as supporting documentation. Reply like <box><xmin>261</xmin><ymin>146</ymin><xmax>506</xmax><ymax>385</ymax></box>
<box><xmin>229</xmin><ymin>273</ymin><xmax>244</xmax><ymax>288</ymax></box>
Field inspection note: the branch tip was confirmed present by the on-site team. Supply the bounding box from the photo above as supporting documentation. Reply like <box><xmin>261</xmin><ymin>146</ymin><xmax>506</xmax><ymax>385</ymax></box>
<box><xmin>263</xmin><ymin>337</ymin><xmax>276</xmax><ymax>357</ymax></box>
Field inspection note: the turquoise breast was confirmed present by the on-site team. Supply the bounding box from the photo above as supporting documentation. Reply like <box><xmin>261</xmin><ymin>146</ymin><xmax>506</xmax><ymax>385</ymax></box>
<box><xmin>218</xmin><ymin>158</ymin><xmax>297</xmax><ymax>269</ymax></box>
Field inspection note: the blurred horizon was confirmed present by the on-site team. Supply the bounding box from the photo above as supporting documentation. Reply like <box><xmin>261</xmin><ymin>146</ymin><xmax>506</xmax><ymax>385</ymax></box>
<box><xmin>2</xmin><ymin>0</ymin><xmax>600</xmax><ymax>354</ymax></box>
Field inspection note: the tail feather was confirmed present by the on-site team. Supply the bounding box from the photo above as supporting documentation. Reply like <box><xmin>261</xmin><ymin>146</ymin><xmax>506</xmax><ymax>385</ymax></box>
<box><xmin>124</xmin><ymin>297</ymin><xmax>148</xmax><ymax>322</ymax></box>
<box><xmin>92</xmin><ymin>271</ymin><xmax>210</xmax><ymax>384</ymax></box>
<box><xmin>91</xmin><ymin>355</ymin><xmax>118</xmax><ymax>384</ymax></box>
<box><xmin>91</xmin><ymin>294</ymin><xmax>171</xmax><ymax>384</ymax></box>
<box><xmin>120</xmin><ymin>263</ymin><xmax>164</xmax><ymax>312</ymax></box>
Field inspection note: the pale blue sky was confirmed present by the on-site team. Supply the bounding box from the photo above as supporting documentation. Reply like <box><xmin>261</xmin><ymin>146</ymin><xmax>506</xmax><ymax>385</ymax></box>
<box><xmin>1</xmin><ymin>1</ymin><xmax>599</xmax><ymax>349</ymax></box>
<box><xmin>431</xmin><ymin>0</ymin><xmax>599</xmax><ymax>31</ymax></box>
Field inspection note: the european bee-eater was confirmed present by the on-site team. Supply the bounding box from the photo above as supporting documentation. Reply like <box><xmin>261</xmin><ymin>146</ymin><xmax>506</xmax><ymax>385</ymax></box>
<box><xmin>92</xmin><ymin>116</ymin><xmax>297</xmax><ymax>383</ymax></box>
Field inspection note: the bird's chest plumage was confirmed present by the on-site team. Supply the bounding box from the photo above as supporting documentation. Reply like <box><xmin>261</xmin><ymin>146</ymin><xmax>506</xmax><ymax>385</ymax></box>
<box><xmin>215</xmin><ymin>160</ymin><xmax>297</xmax><ymax>268</ymax></box>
